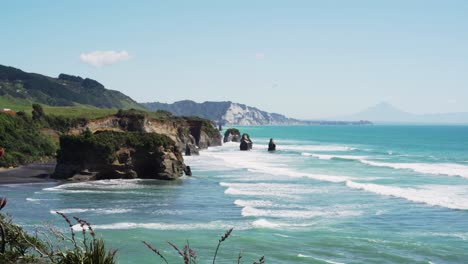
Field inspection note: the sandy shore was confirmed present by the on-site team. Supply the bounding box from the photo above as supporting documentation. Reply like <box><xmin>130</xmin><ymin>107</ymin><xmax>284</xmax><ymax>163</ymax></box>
<box><xmin>0</xmin><ymin>162</ymin><xmax>57</xmax><ymax>184</ymax></box>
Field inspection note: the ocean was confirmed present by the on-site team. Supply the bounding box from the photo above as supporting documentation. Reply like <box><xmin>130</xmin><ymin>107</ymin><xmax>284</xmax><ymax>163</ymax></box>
<box><xmin>1</xmin><ymin>125</ymin><xmax>468</xmax><ymax>263</ymax></box>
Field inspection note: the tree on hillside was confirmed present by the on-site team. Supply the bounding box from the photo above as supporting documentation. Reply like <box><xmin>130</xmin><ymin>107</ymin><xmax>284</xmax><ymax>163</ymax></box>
<box><xmin>32</xmin><ymin>104</ymin><xmax>44</xmax><ymax>120</ymax></box>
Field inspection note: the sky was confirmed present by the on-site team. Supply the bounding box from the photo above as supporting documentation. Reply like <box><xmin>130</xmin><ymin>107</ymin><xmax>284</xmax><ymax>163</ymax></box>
<box><xmin>1</xmin><ymin>0</ymin><xmax>468</xmax><ymax>119</ymax></box>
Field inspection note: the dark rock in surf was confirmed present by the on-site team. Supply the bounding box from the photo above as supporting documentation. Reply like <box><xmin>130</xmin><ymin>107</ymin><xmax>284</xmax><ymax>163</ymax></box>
<box><xmin>268</xmin><ymin>138</ymin><xmax>276</xmax><ymax>151</ymax></box>
<box><xmin>184</xmin><ymin>165</ymin><xmax>192</xmax><ymax>176</ymax></box>
<box><xmin>240</xmin><ymin>133</ymin><xmax>253</xmax><ymax>151</ymax></box>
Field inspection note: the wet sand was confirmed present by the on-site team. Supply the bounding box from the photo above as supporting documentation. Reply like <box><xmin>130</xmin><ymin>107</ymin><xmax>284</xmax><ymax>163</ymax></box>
<box><xmin>0</xmin><ymin>162</ymin><xmax>57</xmax><ymax>184</ymax></box>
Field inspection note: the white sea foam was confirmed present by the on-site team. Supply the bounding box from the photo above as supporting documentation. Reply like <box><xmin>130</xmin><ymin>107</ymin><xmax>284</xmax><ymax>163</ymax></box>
<box><xmin>346</xmin><ymin>181</ymin><xmax>468</xmax><ymax>210</ymax></box>
<box><xmin>252</xmin><ymin>219</ymin><xmax>315</xmax><ymax>228</ymax></box>
<box><xmin>429</xmin><ymin>232</ymin><xmax>468</xmax><ymax>241</ymax></box>
<box><xmin>43</xmin><ymin>179</ymin><xmax>148</xmax><ymax>192</ymax></box>
<box><xmin>360</xmin><ymin>160</ymin><xmax>468</xmax><ymax>179</ymax></box>
<box><xmin>51</xmin><ymin>208</ymin><xmax>132</xmax><ymax>215</ymax></box>
<box><xmin>92</xmin><ymin>221</ymin><xmax>245</xmax><ymax>231</ymax></box>
<box><xmin>26</xmin><ymin>198</ymin><xmax>59</xmax><ymax>202</ymax></box>
<box><xmin>241</xmin><ymin>206</ymin><xmax>361</xmax><ymax>219</ymax></box>
<box><xmin>305</xmin><ymin>153</ymin><xmax>366</xmax><ymax>161</ymax></box>
<box><xmin>72</xmin><ymin>223</ymin><xmax>92</xmax><ymax>231</ymax></box>
<box><xmin>315</xmin><ymin>258</ymin><xmax>346</xmax><ymax>264</ymax></box>
<box><xmin>234</xmin><ymin>199</ymin><xmax>277</xmax><ymax>207</ymax></box>
<box><xmin>279</xmin><ymin>145</ymin><xmax>355</xmax><ymax>152</ymax></box>
<box><xmin>296</xmin><ymin>254</ymin><xmax>346</xmax><ymax>264</ymax></box>
<box><xmin>202</xmin><ymin>148</ymin><xmax>354</xmax><ymax>183</ymax></box>
<box><xmin>234</xmin><ymin>199</ymin><xmax>307</xmax><ymax>209</ymax></box>
<box><xmin>274</xmin><ymin>233</ymin><xmax>291</xmax><ymax>238</ymax></box>
<box><xmin>221</xmin><ymin>182</ymin><xmax>323</xmax><ymax>199</ymax></box>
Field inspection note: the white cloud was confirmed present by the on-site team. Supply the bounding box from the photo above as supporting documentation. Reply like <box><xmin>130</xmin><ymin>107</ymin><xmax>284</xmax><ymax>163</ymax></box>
<box><xmin>80</xmin><ymin>50</ymin><xmax>132</xmax><ymax>67</ymax></box>
<box><xmin>255</xmin><ymin>52</ymin><xmax>265</xmax><ymax>59</ymax></box>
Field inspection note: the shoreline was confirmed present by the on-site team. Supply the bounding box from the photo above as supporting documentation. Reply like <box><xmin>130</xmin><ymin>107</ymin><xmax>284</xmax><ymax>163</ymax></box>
<box><xmin>0</xmin><ymin>162</ymin><xmax>58</xmax><ymax>185</ymax></box>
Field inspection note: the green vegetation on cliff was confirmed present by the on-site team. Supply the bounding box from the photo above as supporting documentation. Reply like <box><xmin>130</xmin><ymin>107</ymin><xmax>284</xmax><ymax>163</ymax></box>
<box><xmin>224</xmin><ymin>128</ymin><xmax>240</xmax><ymax>137</ymax></box>
<box><xmin>58</xmin><ymin>130</ymin><xmax>175</xmax><ymax>165</ymax></box>
<box><xmin>0</xmin><ymin>113</ymin><xmax>56</xmax><ymax>167</ymax></box>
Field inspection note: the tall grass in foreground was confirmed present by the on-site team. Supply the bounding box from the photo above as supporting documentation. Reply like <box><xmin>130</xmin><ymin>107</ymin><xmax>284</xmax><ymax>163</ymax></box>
<box><xmin>142</xmin><ymin>227</ymin><xmax>265</xmax><ymax>264</ymax></box>
<box><xmin>0</xmin><ymin>197</ymin><xmax>265</xmax><ymax>263</ymax></box>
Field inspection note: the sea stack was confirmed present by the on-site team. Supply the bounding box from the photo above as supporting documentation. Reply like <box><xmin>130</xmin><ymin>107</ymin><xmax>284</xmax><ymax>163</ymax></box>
<box><xmin>224</xmin><ymin>128</ymin><xmax>241</xmax><ymax>143</ymax></box>
<box><xmin>240</xmin><ymin>133</ymin><xmax>253</xmax><ymax>151</ymax></box>
<box><xmin>268</xmin><ymin>138</ymin><xmax>276</xmax><ymax>151</ymax></box>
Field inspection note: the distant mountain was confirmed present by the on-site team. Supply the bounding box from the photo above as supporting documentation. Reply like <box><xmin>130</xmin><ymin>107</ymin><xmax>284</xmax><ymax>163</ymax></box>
<box><xmin>142</xmin><ymin>100</ymin><xmax>300</xmax><ymax>125</ymax></box>
<box><xmin>345</xmin><ymin>102</ymin><xmax>468</xmax><ymax>124</ymax></box>
<box><xmin>0</xmin><ymin>64</ymin><xmax>142</xmax><ymax>109</ymax></box>
<box><xmin>142</xmin><ymin>100</ymin><xmax>372</xmax><ymax>126</ymax></box>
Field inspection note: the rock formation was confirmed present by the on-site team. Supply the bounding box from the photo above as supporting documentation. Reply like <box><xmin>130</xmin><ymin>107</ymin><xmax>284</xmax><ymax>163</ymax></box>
<box><xmin>52</xmin><ymin>110</ymin><xmax>222</xmax><ymax>180</ymax></box>
<box><xmin>53</xmin><ymin>131</ymin><xmax>191</xmax><ymax>181</ymax></box>
<box><xmin>268</xmin><ymin>138</ymin><xmax>276</xmax><ymax>151</ymax></box>
<box><xmin>68</xmin><ymin>109</ymin><xmax>222</xmax><ymax>153</ymax></box>
<box><xmin>223</xmin><ymin>128</ymin><xmax>241</xmax><ymax>143</ymax></box>
<box><xmin>185</xmin><ymin>143</ymin><xmax>199</xmax><ymax>156</ymax></box>
<box><xmin>240</xmin><ymin>133</ymin><xmax>253</xmax><ymax>151</ymax></box>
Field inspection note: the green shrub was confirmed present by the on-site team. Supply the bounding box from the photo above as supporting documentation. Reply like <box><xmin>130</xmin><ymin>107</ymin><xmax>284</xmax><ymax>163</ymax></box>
<box><xmin>0</xmin><ymin>113</ymin><xmax>56</xmax><ymax>167</ymax></box>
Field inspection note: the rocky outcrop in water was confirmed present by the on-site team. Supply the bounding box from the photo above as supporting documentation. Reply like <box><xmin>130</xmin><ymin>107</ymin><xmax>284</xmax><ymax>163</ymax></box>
<box><xmin>223</xmin><ymin>128</ymin><xmax>241</xmax><ymax>143</ymax></box>
<box><xmin>268</xmin><ymin>138</ymin><xmax>276</xmax><ymax>151</ymax></box>
<box><xmin>240</xmin><ymin>133</ymin><xmax>253</xmax><ymax>151</ymax></box>
<box><xmin>52</xmin><ymin>131</ymin><xmax>191</xmax><ymax>181</ymax></box>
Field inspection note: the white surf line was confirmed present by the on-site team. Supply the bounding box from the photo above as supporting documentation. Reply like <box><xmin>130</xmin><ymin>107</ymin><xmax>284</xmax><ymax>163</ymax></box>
<box><xmin>346</xmin><ymin>181</ymin><xmax>468</xmax><ymax>210</ymax></box>
<box><xmin>359</xmin><ymin>160</ymin><xmax>468</xmax><ymax>179</ymax></box>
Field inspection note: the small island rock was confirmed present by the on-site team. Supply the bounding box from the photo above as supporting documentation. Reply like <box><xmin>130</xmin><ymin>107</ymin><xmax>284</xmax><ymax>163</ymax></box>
<box><xmin>268</xmin><ymin>138</ymin><xmax>276</xmax><ymax>151</ymax></box>
<box><xmin>240</xmin><ymin>133</ymin><xmax>253</xmax><ymax>151</ymax></box>
<box><xmin>223</xmin><ymin>128</ymin><xmax>241</xmax><ymax>143</ymax></box>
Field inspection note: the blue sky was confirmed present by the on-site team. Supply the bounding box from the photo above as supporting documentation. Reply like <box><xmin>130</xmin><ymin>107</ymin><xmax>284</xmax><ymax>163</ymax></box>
<box><xmin>1</xmin><ymin>0</ymin><xmax>468</xmax><ymax>119</ymax></box>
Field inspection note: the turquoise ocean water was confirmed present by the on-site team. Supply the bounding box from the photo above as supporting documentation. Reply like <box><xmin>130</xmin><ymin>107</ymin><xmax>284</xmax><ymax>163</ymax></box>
<box><xmin>1</xmin><ymin>125</ymin><xmax>468</xmax><ymax>263</ymax></box>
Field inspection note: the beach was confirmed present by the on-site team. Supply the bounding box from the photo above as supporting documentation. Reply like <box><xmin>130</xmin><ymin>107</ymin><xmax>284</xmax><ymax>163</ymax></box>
<box><xmin>0</xmin><ymin>162</ymin><xmax>56</xmax><ymax>184</ymax></box>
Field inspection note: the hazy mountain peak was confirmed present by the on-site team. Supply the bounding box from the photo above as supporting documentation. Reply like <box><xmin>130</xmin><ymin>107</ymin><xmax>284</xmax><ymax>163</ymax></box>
<box><xmin>346</xmin><ymin>101</ymin><xmax>468</xmax><ymax>124</ymax></box>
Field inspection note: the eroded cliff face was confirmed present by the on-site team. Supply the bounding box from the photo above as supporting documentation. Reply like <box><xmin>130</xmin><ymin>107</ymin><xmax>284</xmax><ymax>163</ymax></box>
<box><xmin>53</xmin><ymin>131</ymin><xmax>191</xmax><ymax>181</ymax></box>
<box><xmin>53</xmin><ymin>113</ymin><xmax>221</xmax><ymax>181</ymax></box>
<box><xmin>68</xmin><ymin>114</ymin><xmax>222</xmax><ymax>152</ymax></box>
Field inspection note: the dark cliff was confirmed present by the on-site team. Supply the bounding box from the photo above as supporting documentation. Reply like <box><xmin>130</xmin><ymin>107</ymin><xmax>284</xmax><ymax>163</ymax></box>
<box><xmin>67</xmin><ymin>110</ymin><xmax>222</xmax><ymax>152</ymax></box>
<box><xmin>52</xmin><ymin>110</ymin><xmax>222</xmax><ymax>180</ymax></box>
<box><xmin>53</xmin><ymin>131</ymin><xmax>189</xmax><ymax>180</ymax></box>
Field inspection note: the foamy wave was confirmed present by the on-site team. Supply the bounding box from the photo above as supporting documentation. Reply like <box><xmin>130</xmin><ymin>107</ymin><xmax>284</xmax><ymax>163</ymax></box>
<box><xmin>51</xmin><ymin>208</ymin><xmax>132</xmax><ymax>215</ymax></box>
<box><xmin>241</xmin><ymin>206</ymin><xmax>361</xmax><ymax>219</ymax></box>
<box><xmin>203</xmin><ymin>150</ymin><xmax>352</xmax><ymax>183</ymax></box>
<box><xmin>26</xmin><ymin>198</ymin><xmax>59</xmax><ymax>202</ymax></box>
<box><xmin>280</xmin><ymin>145</ymin><xmax>355</xmax><ymax>152</ymax></box>
<box><xmin>235</xmin><ymin>199</ymin><xmax>277</xmax><ymax>207</ymax></box>
<box><xmin>296</xmin><ymin>254</ymin><xmax>346</xmax><ymax>264</ymax></box>
<box><xmin>305</xmin><ymin>153</ymin><xmax>366</xmax><ymax>161</ymax></box>
<box><xmin>429</xmin><ymin>232</ymin><xmax>468</xmax><ymax>241</ymax></box>
<box><xmin>252</xmin><ymin>219</ymin><xmax>314</xmax><ymax>229</ymax></box>
<box><xmin>346</xmin><ymin>181</ymin><xmax>468</xmax><ymax>210</ymax></box>
<box><xmin>43</xmin><ymin>179</ymin><xmax>150</xmax><ymax>192</ymax></box>
<box><xmin>360</xmin><ymin>160</ymin><xmax>468</xmax><ymax>179</ymax></box>
<box><xmin>93</xmin><ymin>221</ymin><xmax>243</xmax><ymax>231</ymax></box>
<box><xmin>221</xmin><ymin>182</ymin><xmax>323</xmax><ymax>199</ymax></box>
